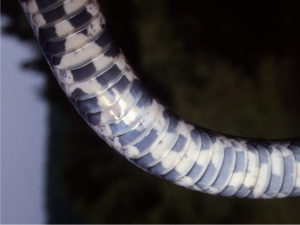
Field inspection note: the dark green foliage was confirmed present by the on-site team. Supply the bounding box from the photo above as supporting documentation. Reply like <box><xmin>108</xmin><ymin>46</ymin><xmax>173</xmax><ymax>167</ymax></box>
<box><xmin>2</xmin><ymin>0</ymin><xmax>300</xmax><ymax>223</ymax></box>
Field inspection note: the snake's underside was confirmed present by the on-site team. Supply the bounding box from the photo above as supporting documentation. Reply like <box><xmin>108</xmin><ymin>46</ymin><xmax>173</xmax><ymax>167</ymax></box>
<box><xmin>19</xmin><ymin>0</ymin><xmax>300</xmax><ymax>198</ymax></box>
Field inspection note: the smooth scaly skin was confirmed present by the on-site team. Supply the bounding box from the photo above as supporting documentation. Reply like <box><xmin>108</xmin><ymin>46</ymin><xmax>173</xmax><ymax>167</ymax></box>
<box><xmin>19</xmin><ymin>0</ymin><xmax>300</xmax><ymax>198</ymax></box>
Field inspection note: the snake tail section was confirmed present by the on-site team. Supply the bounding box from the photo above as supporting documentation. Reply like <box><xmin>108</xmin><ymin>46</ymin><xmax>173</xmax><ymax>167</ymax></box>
<box><xmin>19</xmin><ymin>0</ymin><xmax>300</xmax><ymax>198</ymax></box>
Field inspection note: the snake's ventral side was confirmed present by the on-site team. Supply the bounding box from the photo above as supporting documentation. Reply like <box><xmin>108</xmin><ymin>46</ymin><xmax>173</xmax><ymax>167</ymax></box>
<box><xmin>19</xmin><ymin>0</ymin><xmax>300</xmax><ymax>199</ymax></box>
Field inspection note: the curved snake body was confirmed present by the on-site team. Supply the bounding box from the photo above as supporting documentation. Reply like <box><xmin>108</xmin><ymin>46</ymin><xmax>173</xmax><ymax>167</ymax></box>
<box><xmin>19</xmin><ymin>0</ymin><xmax>300</xmax><ymax>198</ymax></box>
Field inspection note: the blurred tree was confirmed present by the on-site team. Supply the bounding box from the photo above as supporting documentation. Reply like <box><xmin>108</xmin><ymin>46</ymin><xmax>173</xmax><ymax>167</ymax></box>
<box><xmin>2</xmin><ymin>0</ymin><xmax>300</xmax><ymax>223</ymax></box>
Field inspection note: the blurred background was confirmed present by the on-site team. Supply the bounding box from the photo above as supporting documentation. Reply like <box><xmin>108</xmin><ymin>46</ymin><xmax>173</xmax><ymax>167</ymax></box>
<box><xmin>1</xmin><ymin>0</ymin><xmax>300</xmax><ymax>223</ymax></box>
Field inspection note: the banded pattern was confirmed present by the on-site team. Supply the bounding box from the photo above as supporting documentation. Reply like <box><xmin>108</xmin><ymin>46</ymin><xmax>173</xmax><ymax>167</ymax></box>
<box><xmin>19</xmin><ymin>0</ymin><xmax>300</xmax><ymax>198</ymax></box>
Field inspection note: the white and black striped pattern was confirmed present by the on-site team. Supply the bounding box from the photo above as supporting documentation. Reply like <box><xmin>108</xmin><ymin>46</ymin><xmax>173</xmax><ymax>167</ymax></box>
<box><xmin>19</xmin><ymin>0</ymin><xmax>300</xmax><ymax>198</ymax></box>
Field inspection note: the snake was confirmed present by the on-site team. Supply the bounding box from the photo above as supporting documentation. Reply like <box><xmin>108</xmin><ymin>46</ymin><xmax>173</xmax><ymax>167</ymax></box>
<box><xmin>18</xmin><ymin>0</ymin><xmax>300</xmax><ymax>199</ymax></box>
